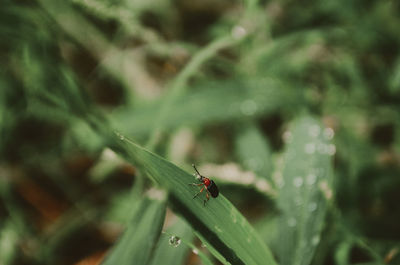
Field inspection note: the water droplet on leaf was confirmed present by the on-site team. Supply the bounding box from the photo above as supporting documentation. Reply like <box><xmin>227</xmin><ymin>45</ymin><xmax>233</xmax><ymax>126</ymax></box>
<box><xmin>319</xmin><ymin>180</ymin><xmax>333</xmax><ymax>200</ymax></box>
<box><xmin>306</xmin><ymin>174</ymin><xmax>317</xmax><ymax>185</ymax></box>
<box><xmin>327</xmin><ymin>144</ymin><xmax>336</xmax><ymax>155</ymax></box>
<box><xmin>293</xmin><ymin>177</ymin><xmax>303</xmax><ymax>187</ymax></box>
<box><xmin>309</xmin><ymin>125</ymin><xmax>321</xmax><ymax>138</ymax></box>
<box><xmin>240</xmin><ymin>100</ymin><xmax>258</xmax><ymax>116</ymax></box>
<box><xmin>323</xmin><ymin>127</ymin><xmax>334</xmax><ymax>140</ymax></box>
<box><xmin>214</xmin><ymin>225</ymin><xmax>223</xmax><ymax>233</ymax></box>
<box><xmin>230</xmin><ymin>209</ymin><xmax>238</xmax><ymax>223</ymax></box>
<box><xmin>282</xmin><ymin>131</ymin><xmax>292</xmax><ymax>143</ymax></box>
<box><xmin>231</xmin><ymin>25</ymin><xmax>247</xmax><ymax>39</ymax></box>
<box><xmin>311</xmin><ymin>235</ymin><xmax>320</xmax><ymax>245</ymax></box>
<box><xmin>169</xmin><ymin>236</ymin><xmax>181</xmax><ymax>247</ymax></box>
<box><xmin>115</xmin><ymin>132</ymin><xmax>125</xmax><ymax>140</ymax></box>
<box><xmin>308</xmin><ymin>202</ymin><xmax>318</xmax><ymax>212</ymax></box>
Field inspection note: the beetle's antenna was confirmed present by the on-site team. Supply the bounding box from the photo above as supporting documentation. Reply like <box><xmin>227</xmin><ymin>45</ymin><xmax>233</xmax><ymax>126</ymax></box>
<box><xmin>192</xmin><ymin>164</ymin><xmax>201</xmax><ymax>176</ymax></box>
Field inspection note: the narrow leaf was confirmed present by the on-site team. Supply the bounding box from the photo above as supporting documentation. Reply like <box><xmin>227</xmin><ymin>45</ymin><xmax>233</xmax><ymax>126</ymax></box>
<box><xmin>149</xmin><ymin>218</ymin><xmax>194</xmax><ymax>265</ymax></box>
<box><xmin>235</xmin><ymin>122</ymin><xmax>273</xmax><ymax>180</ymax></box>
<box><xmin>277</xmin><ymin>116</ymin><xmax>334</xmax><ymax>265</ymax></box>
<box><xmin>114</xmin><ymin>136</ymin><xmax>277</xmax><ymax>265</ymax></box>
<box><xmin>113</xmin><ymin>79</ymin><xmax>302</xmax><ymax>138</ymax></box>
<box><xmin>102</xmin><ymin>196</ymin><xmax>166</xmax><ymax>265</ymax></box>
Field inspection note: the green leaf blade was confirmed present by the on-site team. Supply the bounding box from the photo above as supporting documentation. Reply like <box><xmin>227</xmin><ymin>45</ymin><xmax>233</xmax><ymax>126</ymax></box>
<box><xmin>277</xmin><ymin>116</ymin><xmax>334</xmax><ymax>265</ymax></box>
<box><xmin>102</xmin><ymin>197</ymin><xmax>166</xmax><ymax>265</ymax></box>
<box><xmin>113</xmin><ymin>79</ymin><xmax>303</xmax><ymax>138</ymax></box>
<box><xmin>118</xmin><ymin>137</ymin><xmax>277</xmax><ymax>265</ymax></box>
<box><xmin>235</xmin><ymin>122</ymin><xmax>273</xmax><ymax>181</ymax></box>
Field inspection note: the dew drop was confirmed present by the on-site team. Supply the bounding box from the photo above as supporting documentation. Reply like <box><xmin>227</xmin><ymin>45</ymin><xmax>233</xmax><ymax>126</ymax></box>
<box><xmin>192</xmin><ymin>248</ymin><xmax>199</xmax><ymax>255</ymax></box>
<box><xmin>305</xmin><ymin>143</ymin><xmax>316</xmax><ymax>154</ymax></box>
<box><xmin>293</xmin><ymin>177</ymin><xmax>303</xmax><ymax>187</ymax></box>
<box><xmin>282</xmin><ymin>131</ymin><xmax>292</xmax><ymax>143</ymax></box>
<box><xmin>319</xmin><ymin>180</ymin><xmax>333</xmax><ymax>200</ymax></box>
<box><xmin>116</xmin><ymin>132</ymin><xmax>125</xmax><ymax>140</ymax></box>
<box><xmin>231</xmin><ymin>25</ymin><xmax>247</xmax><ymax>40</ymax></box>
<box><xmin>309</xmin><ymin>125</ymin><xmax>321</xmax><ymax>138</ymax></box>
<box><xmin>308</xmin><ymin>202</ymin><xmax>318</xmax><ymax>212</ymax></box>
<box><xmin>287</xmin><ymin>217</ymin><xmax>297</xmax><ymax>227</ymax></box>
<box><xmin>168</xmin><ymin>236</ymin><xmax>181</xmax><ymax>247</ymax></box>
<box><xmin>323</xmin><ymin>127</ymin><xmax>334</xmax><ymax>140</ymax></box>
<box><xmin>214</xmin><ymin>225</ymin><xmax>223</xmax><ymax>233</ymax></box>
<box><xmin>311</xmin><ymin>235</ymin><xmax>320</xmax><ymax>246</ymax></box>
<box><xmin>240</xmin><ymin>100</ymin><xmax>258</xmax><ymax>116</ymax></box>
<box><xmin>327</xmin><ymin>144</ymin><xmax>336</xmax><ymax>156</ymax></box>
<box><xmin>230</xmin><ymin>209</ymin><xmax>238</xmax><ymax>223</ymax></box>
<box><xmin>306</xmin><ymin>174</ymin><xmax>317</xmax><ymax>186</ymax></box>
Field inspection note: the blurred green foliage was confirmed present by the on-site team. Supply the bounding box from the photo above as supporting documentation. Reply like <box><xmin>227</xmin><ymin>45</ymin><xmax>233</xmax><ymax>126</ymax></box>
<box><xmin>1</xmin><ymin>0</ymin><xmax>400</xmax><ymax>265</ymax></box>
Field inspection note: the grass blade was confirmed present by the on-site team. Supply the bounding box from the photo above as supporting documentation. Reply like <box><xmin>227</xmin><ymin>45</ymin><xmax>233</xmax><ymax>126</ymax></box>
<box><xmin>113</xmin><ymin>79</ymin><xmax>302</xmax><ymax>138</ymax></box>
<box><xmin>113</xmin><ymin>135</ymin><xmax>277</xmax><ymax>265</ymax></box>
<box><xmin>235</xmin><ymin>122</ymin><xmax>273</xmax><ymax>181</ymax></box>
<box><xmin>149</xmin><ymin>218</ymin><xmax>194</xmax><ymax>265</ymax></box>
<box><xmin>101</xmin><ymin>196</ymin><xmax>166</xmax><ymax>265</ymax></box>
<box><xmin>277</xmin><ymin>116</ymin><xmax>334</xmax><ymax>265</ymax></box>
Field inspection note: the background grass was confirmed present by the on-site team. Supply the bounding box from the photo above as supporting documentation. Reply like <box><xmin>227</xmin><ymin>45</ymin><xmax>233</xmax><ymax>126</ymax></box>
<box><xmin>1</xmin><ymin>0</ymin><xmax>400</xmax><ymax>265</ymax></box>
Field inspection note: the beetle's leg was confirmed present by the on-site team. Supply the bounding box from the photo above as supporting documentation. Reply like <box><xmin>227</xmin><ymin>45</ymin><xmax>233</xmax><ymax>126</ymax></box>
<box><xmin>203</xmin><ymin>190</ymin><xmax>210</xmax><ymax>206</ymax></box>
<box><xmin>188</xmin><ymin>183</ymin><xmax>203</xmax><ymax>186</ymax></box>
<box><xmin>193</xmin><ymin>186</ymin><xmax>205</xmax><ymax>199</ymax></box>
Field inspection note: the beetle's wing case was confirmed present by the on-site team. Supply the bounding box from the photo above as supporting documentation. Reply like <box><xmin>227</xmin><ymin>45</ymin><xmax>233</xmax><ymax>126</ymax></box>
<box><xmin>207</xmin><ymin>180</ymin><xmax>219</xmax><ymax>198</ymax></box>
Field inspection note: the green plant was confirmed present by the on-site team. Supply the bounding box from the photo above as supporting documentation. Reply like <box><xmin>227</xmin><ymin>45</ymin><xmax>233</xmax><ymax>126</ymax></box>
<box><xmin>1</xmin><ymin>0</ymin><xmax>400</xmax><ymax>265</ymax></box>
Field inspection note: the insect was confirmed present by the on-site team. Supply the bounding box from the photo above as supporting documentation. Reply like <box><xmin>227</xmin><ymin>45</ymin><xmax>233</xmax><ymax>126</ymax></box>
<box><xmin>189</xmin><ymin>164</ymin><xmax>219</xmax><ymax>206</ymax></box>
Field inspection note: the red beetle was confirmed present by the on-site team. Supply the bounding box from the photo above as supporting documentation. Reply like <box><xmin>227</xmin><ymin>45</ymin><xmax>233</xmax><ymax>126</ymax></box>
<box><xmin>189</xmin><ymin>164</ymin><xmax>219</xmax><ymax>206</ymax></box>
